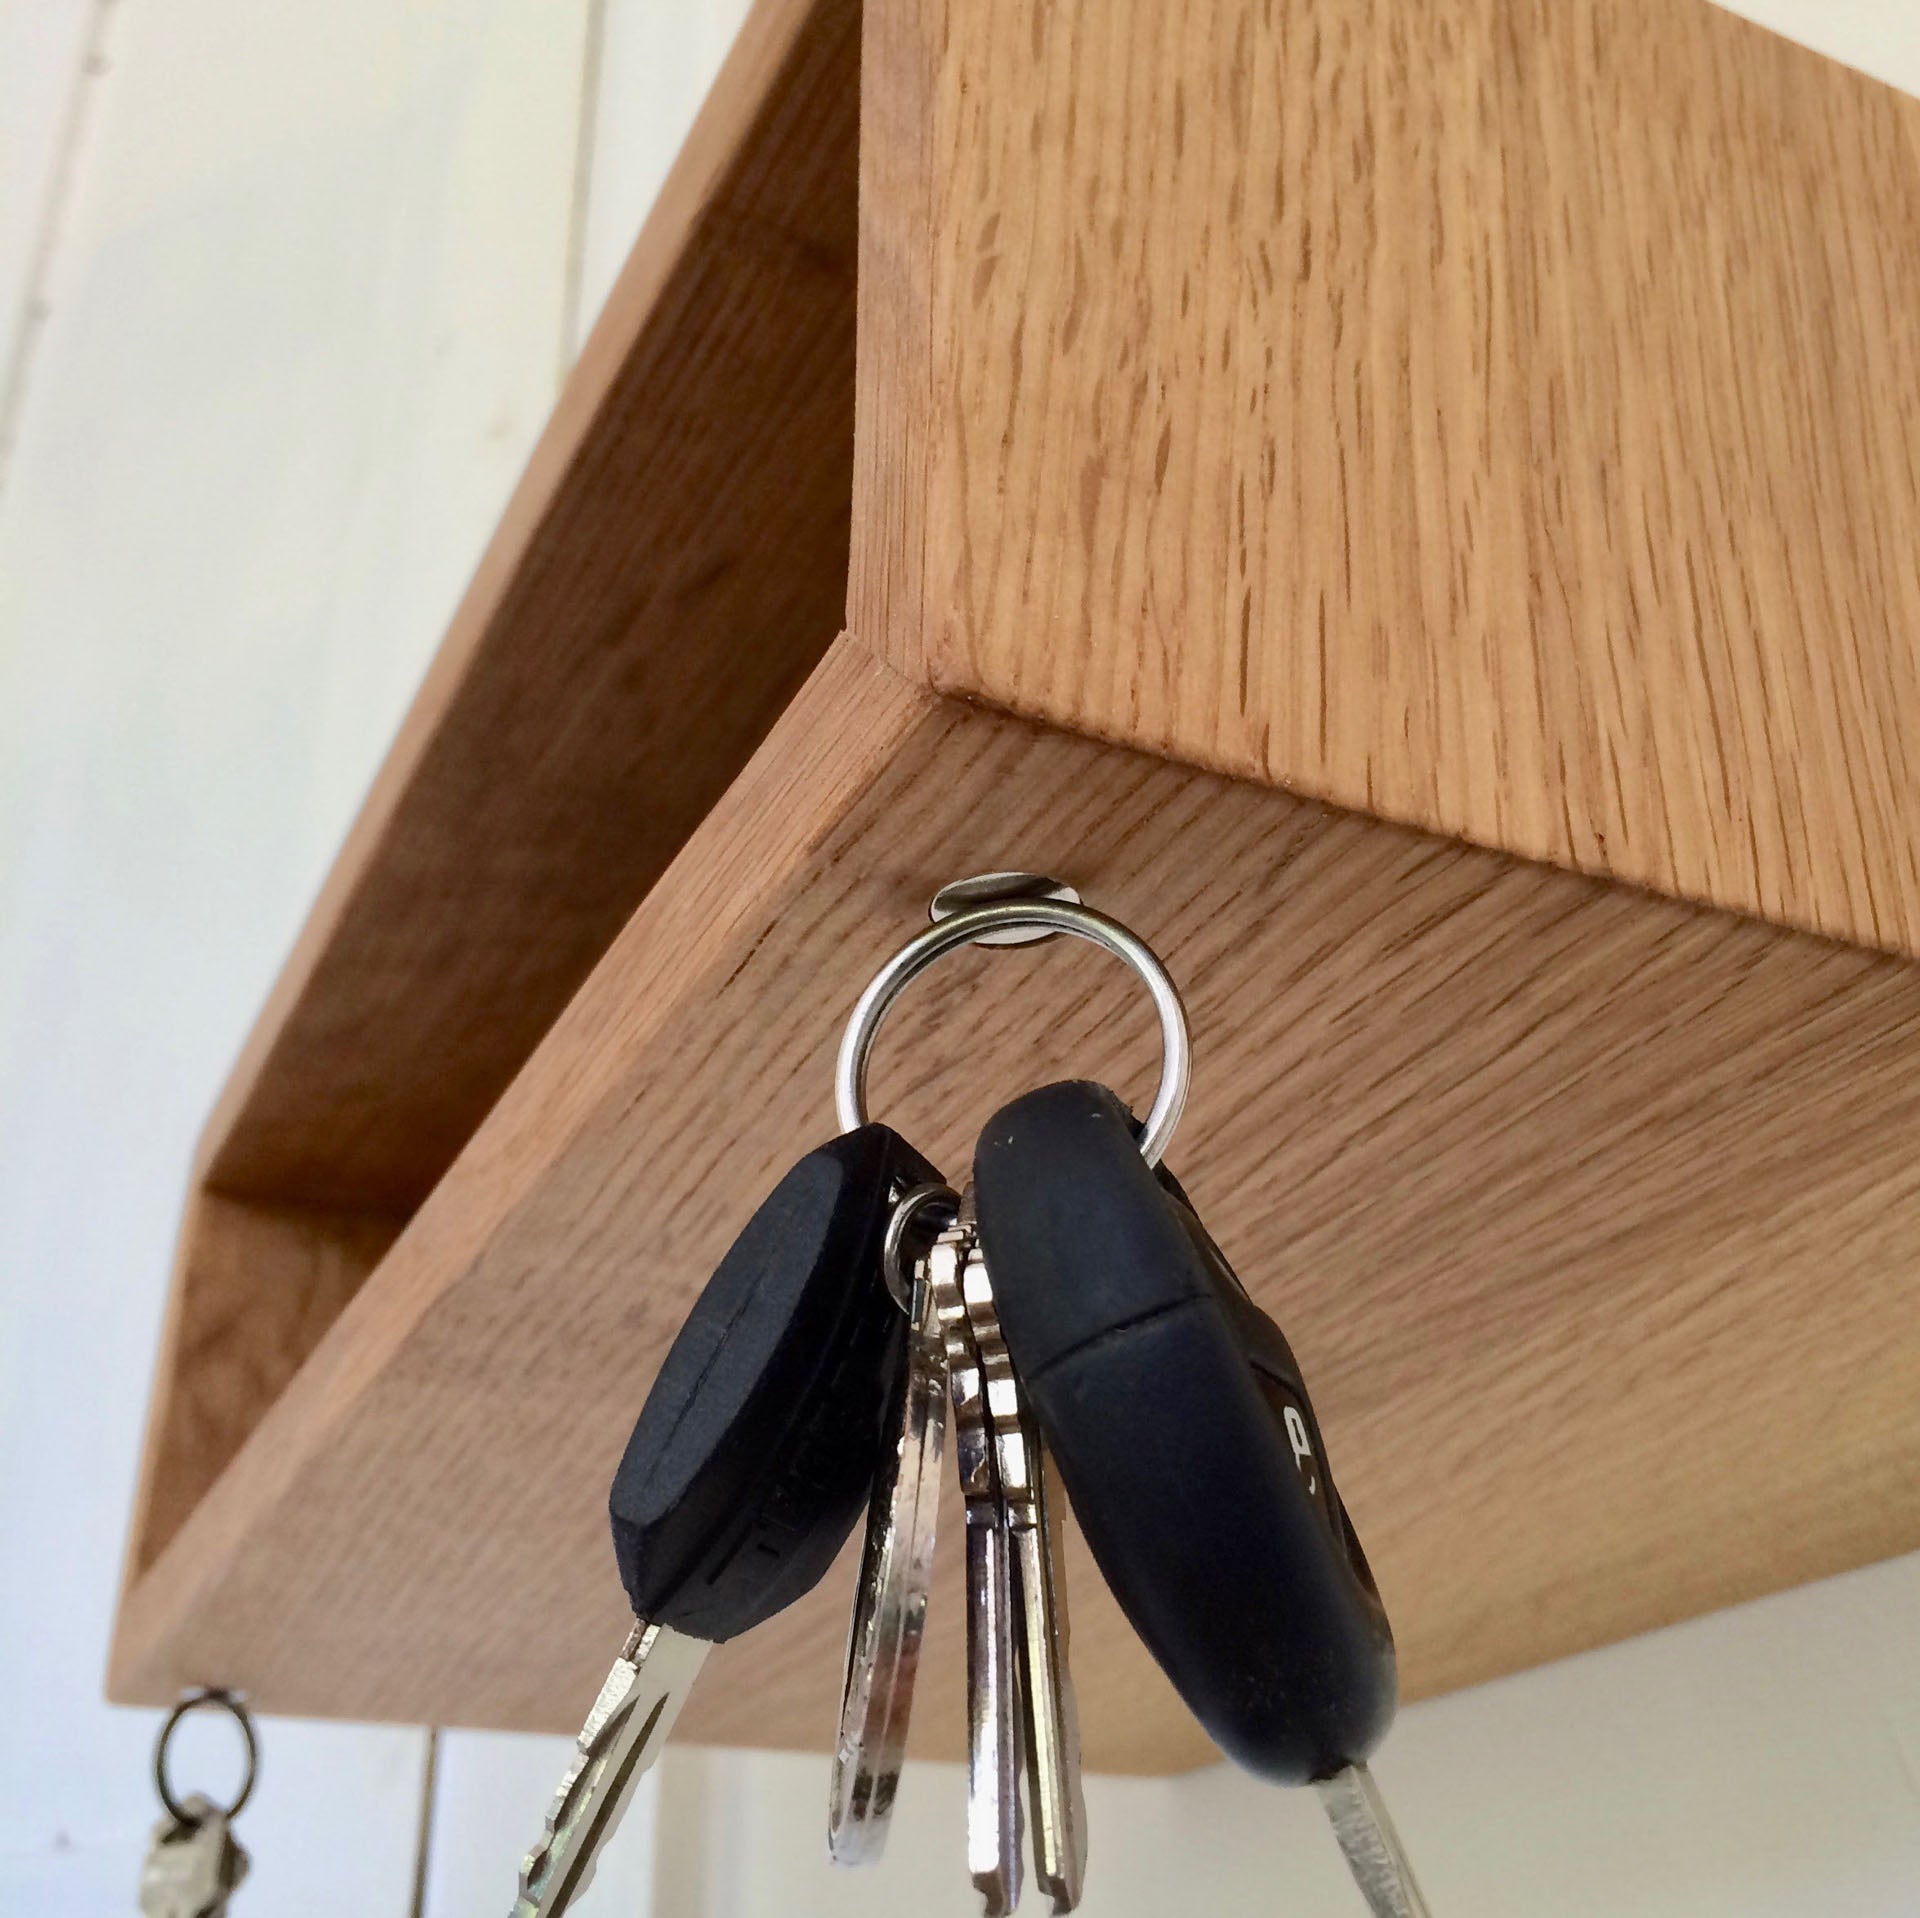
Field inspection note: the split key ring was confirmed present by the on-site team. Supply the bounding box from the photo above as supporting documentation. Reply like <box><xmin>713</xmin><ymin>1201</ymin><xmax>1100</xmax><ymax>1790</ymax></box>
<box><xmin>835</xmin><ymin>890</ymin><xmax>1191</xmax><ymax>1168</ymax></box>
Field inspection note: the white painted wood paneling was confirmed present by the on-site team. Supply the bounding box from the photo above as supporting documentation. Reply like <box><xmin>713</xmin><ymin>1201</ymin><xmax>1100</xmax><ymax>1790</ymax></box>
<box><xmin>0</xmin><ymin>0</ymin><xmax>98</xmax><ymax>449</ymax></box>
<box><xmin>570</xmin><ymin>0</ymin><xmax>753</xmax><ymax>355</ymax></box>
<box><xmin>1715</xmin><ymin>0</ymin><xmax>1920</xmax><ymax>98</ymax></box>
<box><xmin>643</xmin><ymin>1554</ymin><xmax>1920</xmax><ymax>1917</ymax></box>
<box><xmin>423</xmin><ymin>1729</ymin><xmax>662</xmax><ymax>1914</ymax></box>
<box><xmin>0</xmin><ymin>1</ymin><xmax>587</xmax><ymax>1910</ymax></box>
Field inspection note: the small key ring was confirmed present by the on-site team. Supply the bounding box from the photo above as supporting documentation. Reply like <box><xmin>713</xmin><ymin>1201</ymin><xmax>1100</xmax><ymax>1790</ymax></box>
<box><xmin>837</xmin><ymin>898</ymin><xmax>1191</xmax><ymax>1167</ymax></box>
<box><xmin>881</xmin><ymin>1182</ymin><xmax>961</xmax><ymax>1313</ymax></box>
<box><xmin>154</xmin><ymin>1688</ymin><xmax>258</xmax><ymax>1827</ymax></box>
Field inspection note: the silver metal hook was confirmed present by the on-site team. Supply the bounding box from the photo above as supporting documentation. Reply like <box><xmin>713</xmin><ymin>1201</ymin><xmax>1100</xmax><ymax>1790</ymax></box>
<box><xmin>835</xmin><ymin>896</ymin><xmax>1191</xmax><ymax>1166</ymax></box>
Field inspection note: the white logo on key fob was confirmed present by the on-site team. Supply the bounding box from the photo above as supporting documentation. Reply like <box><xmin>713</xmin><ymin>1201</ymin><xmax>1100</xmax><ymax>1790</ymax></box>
<box><xmin>1282</xmin><ymin>1403</ymin><xmax>1318</xmax><ymax>1496</ymax></box>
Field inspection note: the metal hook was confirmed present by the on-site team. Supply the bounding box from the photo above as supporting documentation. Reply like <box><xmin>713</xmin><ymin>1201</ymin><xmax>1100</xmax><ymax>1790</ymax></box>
<box><xmin>835</xmin><ymin>891</ymin><xmax>1191</xmax><ymax>1167</ymax></box>
<box><xmin>927</xmin><ymin>872</ymin><xmax>1081</xmax><ymax>946</ymax></box>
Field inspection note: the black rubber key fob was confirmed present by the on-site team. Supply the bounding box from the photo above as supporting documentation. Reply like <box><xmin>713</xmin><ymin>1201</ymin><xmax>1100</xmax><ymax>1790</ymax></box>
<box><xmin>609</xmin><ymin>1123</ymin><xmax>937</xmax><ymax>1642</ymax></box>
<box><xmin>973</xmin><ymin>1081</ymin><xmax>1395</xmax><ymax>1783</ymax></box>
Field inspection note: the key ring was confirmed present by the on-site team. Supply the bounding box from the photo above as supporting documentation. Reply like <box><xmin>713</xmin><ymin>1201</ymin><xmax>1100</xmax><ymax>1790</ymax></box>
<box><xmin>836</xmin><ymin>897</ymin><xmax>1191</xmax><ymax>1167</ymax></box>
<box><xmin>881</xmin><ymin>1182</ymin><xmax>961</xmax><ymax>1313</ymax></box>
<box><xmin>154</xmin><ymin>1689</ymin><xmax>258</xmax><ymax>1827</ymax></box>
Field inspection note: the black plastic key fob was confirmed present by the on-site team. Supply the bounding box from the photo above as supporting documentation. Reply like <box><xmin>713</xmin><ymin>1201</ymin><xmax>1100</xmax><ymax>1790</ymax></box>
<box><xmin>609</xmin><ymin>1124</ymin><xmax>937</xmax><ymax>1642</ymax></box>
<box><xmin>973</xmin><ymin>1081</ymin><xmax>1395</xmax><ymax>1783</ymax></box>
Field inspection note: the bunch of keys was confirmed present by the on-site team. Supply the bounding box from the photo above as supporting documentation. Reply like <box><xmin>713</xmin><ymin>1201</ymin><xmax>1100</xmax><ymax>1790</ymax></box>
<box><xmin>510</xmin><ymin>875</ymin><xmax>1431</xmax><ymax>1917</ymax></box>
<box><xmin>826</xmin><ymin>884</ymin><xmax>1427</xmax><ymax>1915</ymax></box>
<box><xmin>827</xmin><ymin>1181</ymin><xmax>1086</xmax><ymax>1915</ymax></box>
<box><xmin>139</xmin><ymin>1689</ymin><xmax>255</xmax><ymax>1918</ymax></box>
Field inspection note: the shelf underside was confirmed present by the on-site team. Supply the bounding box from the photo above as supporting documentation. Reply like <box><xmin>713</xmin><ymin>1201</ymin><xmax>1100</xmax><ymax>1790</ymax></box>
<box><xmin>110</xmin><ymin>0</ymin><xmax>1920</xmax><ymax>1774</ymax></box>
<box><xmin>112</xmin><ymin>642</ymin><xmax>1920</xmax><ymax>1771</ymax></box>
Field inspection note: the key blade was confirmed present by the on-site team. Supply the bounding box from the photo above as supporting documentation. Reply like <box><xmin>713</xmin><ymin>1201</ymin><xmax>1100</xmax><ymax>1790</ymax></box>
<box><xmin>963</xmin><ymin>1230</ymin><xmax>1087</xmax><ymax>1912</ymax></box>
<box><xmin>829</xmin><ymin>1268</ymin><xmax>949</xmax><ymax>1866</ymax></box>
<box><xmin>1315</xmin><ymin>1763</ymin><xmax>1432</xmax><ymax>1918</ymax></box>
<box><xmin>930</xmin><ymin>1215</ymin><xmax>1023</xmax><ymax>1917</ymax></box>
<box><xmin>514</xmin><ymin>1623</ymin><xmax>710</xmax><ymax>1917</ymax></box>
<box><xmin>965</xmin><ymin>1515</ymin><xmax>1023</xmax><ymax>1917</ymax></box>
<box><xmin>1011</xmin><ymin>1459</ymin><xmax>1087</xmax><ymax>1912</ymax></box>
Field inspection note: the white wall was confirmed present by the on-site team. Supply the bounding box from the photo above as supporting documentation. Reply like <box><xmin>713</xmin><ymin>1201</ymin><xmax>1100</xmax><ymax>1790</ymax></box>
<box><xmin>0</xmin><ymin>0</ymin><xmax>586</xmax><ymax>1907</ymax></box>
<box><xmin>0</xmin><ymin>2</ymin><xmax>1916</xmax><ymax>1914</ymax></box>
<box><xmin>0</xmin><ymin>1</ymin><xmax>98</xmax><ymax>464</ymax></box>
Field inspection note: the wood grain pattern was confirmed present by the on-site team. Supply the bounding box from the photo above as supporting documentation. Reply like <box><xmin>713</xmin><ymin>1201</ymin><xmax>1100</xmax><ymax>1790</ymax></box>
<box><xmin>110</xmin><ymin>638</ymin><xmax>1920</xmax><ymax>1768</ymax></box>
<box><xmin>113</xmin><ymin>0</ymin><xmax>1920</xmax><ymax>1772</ymax></box>
<box><xmin>123</xmin><ymin>1195</ymin><xmax>402</xmax><ymax>1581</ymax></box>
<box><xmin>853</xmin><ymin>0</ymin><xmax>1920</xmax><ymax>956</ymax></box>
<box><xmin>199</xmin><ymin>0</ymin><xmax>859</xmax><ymax>1219</ymax></box>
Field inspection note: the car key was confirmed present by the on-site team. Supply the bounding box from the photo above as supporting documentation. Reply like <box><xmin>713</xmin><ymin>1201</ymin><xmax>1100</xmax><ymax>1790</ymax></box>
<box><xmin>974</xmin><ymin>1080</ymin><xmax>1426</xmax><ymax>1918</ymax></box>
<box><xmin>515</xmin><ymin>1122</ymin><xmax>937</xmax><ymax>1916</ymax></box>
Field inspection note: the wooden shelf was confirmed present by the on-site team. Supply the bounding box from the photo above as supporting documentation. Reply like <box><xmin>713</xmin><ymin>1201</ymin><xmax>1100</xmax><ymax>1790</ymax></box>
<box><xmin>112</xmin><ymin>0</ymin><xmax>1920</xmax><ymax>1772</ymax></box>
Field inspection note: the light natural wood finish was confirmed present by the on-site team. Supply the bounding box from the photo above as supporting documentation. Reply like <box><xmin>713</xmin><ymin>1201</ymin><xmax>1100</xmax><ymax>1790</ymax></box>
<box><xmin>853</xmin><ymin>0</ymin><xmax>1920</xmax><ymax>957</ymax></box>
<box><xmin>112</xmin><ymin>0</ymin><xmax>1920</xmax><ymax>1772</ymax></box>
<box><xmin>202</xmin><ymin>0</ymin><xmax>859</xmax><ymax>1220</ymax></box>
<box><xmin>123</xmin><ymin>1196</ymin><xmax>401</xmax><ymax>1584</ymax></box>
<box><xmin>111</xmin><ymin>639</ymin><xmax>1920</xmax><ymax>1767</ymax></box>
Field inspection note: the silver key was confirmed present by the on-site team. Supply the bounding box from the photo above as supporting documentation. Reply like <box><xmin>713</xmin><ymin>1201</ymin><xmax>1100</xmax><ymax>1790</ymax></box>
<box><xmin>960</xmin><ymin>1216</ymin><xmax>1087</xmax><ymax>1912</ymax></box>
<box><xmin>929</xmin><ymin>1209</ymin><xmax>1024</xmax><ymax>1915</ymax></box>
<box><xmin>829</xmin><ymin>1201</ymin><xmax>951</xmax><ymax>1863</ymax></box>
<box><xmin>140</xmin><ymin>1795</ymin><xmax>249</xmax><ymax>1918</ymax></box>
<box><xmin>512</xmin><ymin>1620</ymin><xmax>709</xmax><ymax>1916</ymax></box>
<box><xmin>1316</xmin><ymin>1763</ymin><xmax>1433</xmax><ymax>1918</ymax></box>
